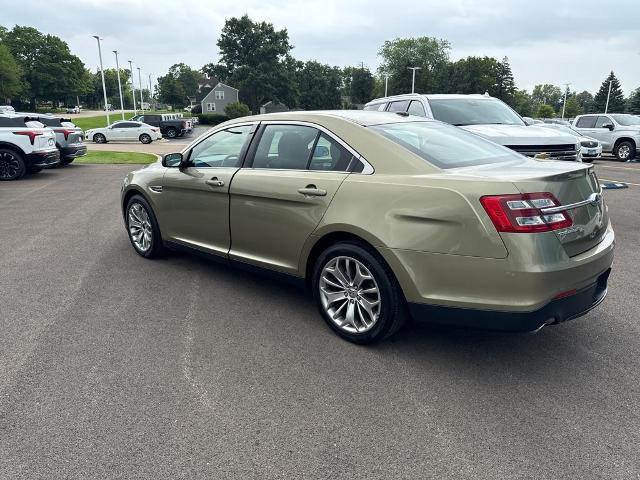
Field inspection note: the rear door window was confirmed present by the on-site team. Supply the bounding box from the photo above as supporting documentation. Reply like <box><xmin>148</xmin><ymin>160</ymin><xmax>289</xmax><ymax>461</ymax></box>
<box><xmin>251</xmin><ymin>125</ymin><xmax>318</xmax><ymax>170</ymax></box>
<box><xmin>308</xmin><ymin>133</ymin><xmax>354</xmax><ymax>172</ymax></box>
<box><xmin>576</xmin><ymin>116</ymin><xmax>597</xmax><ymax>128</ymax></box>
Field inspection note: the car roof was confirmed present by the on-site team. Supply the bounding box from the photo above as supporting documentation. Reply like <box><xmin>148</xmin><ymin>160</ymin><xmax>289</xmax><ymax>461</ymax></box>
<box><xmin>366</xmin><ymin>93</ymin><xmax>491</xmax><ymax>104</ymax></box>
<box><xmin>234</xmin><ymin>110</ymin><xmax>437</xmax><ymax>127</ymax></box>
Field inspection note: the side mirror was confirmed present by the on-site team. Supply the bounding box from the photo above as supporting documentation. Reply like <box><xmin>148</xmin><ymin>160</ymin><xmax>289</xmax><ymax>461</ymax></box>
<box><xmin>314</xmin><ymin>145</ymin><xmax>330</xmax><ymax>157</ymax></box>
<box><xmin>162</xmin><ymin>152</ymin><xmax>183</xmax><ymax>168</ymax></box>
<box><xmin>523</xmin><ymin>118</ymin><xmax>533</xmax><ymax>126</ymax></box>
<box><xmin>603</xmin><ymin>123</ymin><xmax>614</xmax><ymax>131</ymax></box>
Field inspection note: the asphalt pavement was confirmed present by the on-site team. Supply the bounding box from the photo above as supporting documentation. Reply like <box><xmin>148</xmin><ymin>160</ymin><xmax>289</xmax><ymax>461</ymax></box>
<box><xmin>1</xmin><ymin>160</ymin><xmax>639</xmax><ymax>479</ymax></box>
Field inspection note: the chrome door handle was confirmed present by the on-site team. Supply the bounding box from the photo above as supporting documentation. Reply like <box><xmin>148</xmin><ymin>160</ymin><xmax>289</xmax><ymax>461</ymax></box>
<box><xmin>298</xmin><ymin>185</ymin><xmax>327</xmax><ymax>197</ymax></box>
<box><xmin>205</xmin><ymin>177</ymin><xmax>225</xmax><ymax>187</ymax></box>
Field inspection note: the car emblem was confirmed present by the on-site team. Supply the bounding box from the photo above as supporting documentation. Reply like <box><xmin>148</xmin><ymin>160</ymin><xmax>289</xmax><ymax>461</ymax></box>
<box><xmin>534</xmin><ymin>152</ymin><xmax>550</xmax><ymax>160</ymax></box>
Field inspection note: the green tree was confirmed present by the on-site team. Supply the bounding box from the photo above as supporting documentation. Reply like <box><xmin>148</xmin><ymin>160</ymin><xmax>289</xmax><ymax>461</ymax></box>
<box><xmin>627</xmin><ymin>87</ymin><xmax>640</xmax><ymax>114</ymax></box>
<box><xmin>593</xmin><ymin>71</ymin><xmax>625</xmax><ymax>113</ymax></box>
<box><xmin>156</xmin><ymin>74</ymin><xmax>185</xmax><ymax>107</ymax></box>
<box><xmin>297</xmin><ymin>61</ymin><xmax>342</xmax><ymax>110</ymax></box>
<box><xmin>531</xmin><ymin>84</ymin><xmax>563</xmax><ymax>109</ymax></box>
<box><xmin>2</xmin><ymin>26</ymin><xmax>91</xmax><ymax>108</ymax></box>
<box><xmin>494</xmin><ymin>56</ymin><xmax>516</xmax><ymax>105</ymax></box>
<box><xmin>209</xmin><ymin>15</ymin><xmax>294</xmax><ymax>112</ymax></box>
<box><xmin>513</xmin><ymin>89</ymin><xmax>534</xmax><ymax>117</ymax></box>
<box><xmin>0</xmin><ymin>43</ymin><xmax>22</xmax><ymax>101</ymax></box>
<box><xmin>575</xmin><ymin>90</ymin><xmax>594</xmax><ymax>114</ymax></box>
<box><xmin>168</xmin><ymin>63</ymin><xmax>201</xmax><ymax>99</ymax></box>
<box><xmin>377</xmin><ymin>36</ymin><xmax>450</xmax><ymax>95</ymax></box>
<box><xmin>350</xmin><ymin>67</ymin><xmax>374</xmax><ymax>105</ymax></box>
<box><xmin>446</xmin><ymin>56</ymin><xmax>500</xmax><ymax>96</ymax></box>
<box><xmin>224</xmin><ymin>102</ymin><xmax>251</xmax><ymax>118</ymax></box>
<box><xmin>536</xmin><ymin>104</ymin><xmax>556</xmax><ymax>118</ymax></box>
<box><xmin>562</xmin><ymin>95</ymin><xmax>582</xmax><ymax>118</ymax></box>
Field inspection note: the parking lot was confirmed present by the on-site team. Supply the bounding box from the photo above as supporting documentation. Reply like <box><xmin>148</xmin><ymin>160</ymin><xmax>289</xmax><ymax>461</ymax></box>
<box><xmin>1</xmin><ymin>160</ymin><xmax>639</xmax><ymax>478</ymax></box>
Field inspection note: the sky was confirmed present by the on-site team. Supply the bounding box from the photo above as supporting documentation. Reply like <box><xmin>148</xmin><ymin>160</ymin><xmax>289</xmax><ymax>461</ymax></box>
<box><xmin>2</xmin><ymin>0</ymin><xmax>640</xmax><ymax>95</ymax></box>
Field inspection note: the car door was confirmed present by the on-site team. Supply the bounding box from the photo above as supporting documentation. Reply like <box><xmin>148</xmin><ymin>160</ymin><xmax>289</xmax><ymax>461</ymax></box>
<box><xmin>109</xmin><ymin>121</ymin><xmax>136</xmax><ymax>140</ymax></box>
<box><xmin>229</xmin><ymin>122</ymin><xmax>356</xmax><ymax>274</ymax></box>
<box><xmin>591</xmin><ymin>116</ymin><xmax>615</xmax><ymax>151</ymax></box>
<box><xmin>157</xmin><ymin>123</ymin><xmax>256</xmax><ymax>256</ymax></box>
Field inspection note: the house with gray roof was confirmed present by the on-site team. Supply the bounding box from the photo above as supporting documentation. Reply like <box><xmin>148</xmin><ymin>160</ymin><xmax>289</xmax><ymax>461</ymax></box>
<box><xmin>196</xmin><ymin>80</ymin><xmax>239</xmax><ymax>114</ymax></box>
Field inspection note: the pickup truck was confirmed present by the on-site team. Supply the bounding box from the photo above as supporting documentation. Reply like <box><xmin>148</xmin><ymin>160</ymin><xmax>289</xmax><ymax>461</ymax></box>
<box><xmin>130</xmin><ymin>113</ymin><xmax>193</xmax><ymax>138</ymax></box>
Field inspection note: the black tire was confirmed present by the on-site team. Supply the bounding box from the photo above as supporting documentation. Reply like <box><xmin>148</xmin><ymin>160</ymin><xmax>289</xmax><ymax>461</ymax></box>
<box><xmin>165</xmin><ymin>127</ymin><xmax>177</xmax><ymax>139</ymax></box>
<box><xmin>0</xmin><ymin>148</ymin><xmax>26</xmax><ymax>181</ymax></box>
<box><xmin>60</xmin><ymin>158</ymin><xmax>74</xmax><ymax>166</ymax></box>
<box><xmin>26</xmin><ymin>166</ymin><xmax>43</xmax><ymax>174</ymax></box>
<box><xmin>139</xmin><ymin>133</ymin><xmax>152</xmax><ymax>144</ymax></box>
<box><xmin>93</xmin><ymin>133</ymin><xmax>107</xmax><ymax>144</ymax></box>
<box><xmin>312</xmin><ymin>241</ymin><xmax>407</xmax><ymax>344</ymax></box>
<box><xmin>614</xmin><ymin>140</ymin><xmax>635</xmax><ymax>162</ymax></box>
<box><xmin>125</xmin><ymin>194</ymin><xmax>164</xmax><ymax>258</ymax></box>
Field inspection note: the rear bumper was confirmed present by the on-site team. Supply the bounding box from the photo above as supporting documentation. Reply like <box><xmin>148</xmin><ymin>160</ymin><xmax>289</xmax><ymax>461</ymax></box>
<box><xmin>26</xmin><ymin>149</ymin><xmax>60</xmax><ymax>168</ymax></box>
<box><xmin>408</xmin><ymin>268</ymin><xmax>610</xmax><ymax>332</ymax></box>
<box><xmin>60</xmin><ymin>144</ymin><xmax>87</xmax><ymax>159</ymax></box>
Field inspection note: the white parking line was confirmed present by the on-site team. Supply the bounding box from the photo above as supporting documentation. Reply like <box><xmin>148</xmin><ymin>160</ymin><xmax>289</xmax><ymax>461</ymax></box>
<box><xmin>600</xmin><ymin>178</ymin><xmax>640</xmax><ymax>187</ymax></box>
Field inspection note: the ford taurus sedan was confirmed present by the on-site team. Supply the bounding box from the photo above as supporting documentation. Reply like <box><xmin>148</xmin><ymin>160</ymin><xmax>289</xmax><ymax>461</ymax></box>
<box><xmin>121</xmin><ymin>111</ymin><xmax>614</xmax><ymax>344</ymax></box>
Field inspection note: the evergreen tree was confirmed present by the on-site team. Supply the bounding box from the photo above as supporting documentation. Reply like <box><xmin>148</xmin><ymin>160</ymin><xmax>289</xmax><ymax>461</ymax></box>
<box><xmin>593</xmin><ymin>71</ymin><xmax>625</xmax><ymax>113</ymax></box>
<box><xmin>495</xmin><ymin>56</ymin><xmax>516</xmax><ymax>106</ymax></box>
<box><xmin>575</xmin><ymin>91</ymin><xmax>594</xmax><ymax>114</ymax></box>
<box><xmin>627</xmin><ymin>87</ymin><xmax>640</xmax><ymax>115</ymax></box>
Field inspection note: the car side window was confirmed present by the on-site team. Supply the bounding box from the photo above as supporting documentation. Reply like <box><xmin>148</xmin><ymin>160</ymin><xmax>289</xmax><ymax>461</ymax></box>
<box><xmin>407</xmin><ymin>100</ymin><xmax>427</xmax><ymax>117</ymax></box>
<box><xmin>252</xmin><ymin>125</ymin><xmax>317</xmax><ymax>170</ymax></box>
<box><xmin>595</xmin><ymin>116</ymin><xmax>612</xmax><ymax>128</ymax></box>
<box><xmin>308</xmin><ymin>133</ymin><xmax>354</xmax><ymax>171</ymax></box>
<box><xmin>576</xmin><ymin>116</ymin><xmax>597</xmax><ymax>128</ymax></box>
<box><xmin>388</xmin><ymin>100</ymin><xmax>410</xmax><ymax>112</ymax></box>
<box><xmin>119</xmin><ymin>122</ymin><xmax>139</xmax><ymax>128</ymax></box>
<box><xmin>189</xmin><ymin>125</ymin><xmax>253</xmax><ymax>168</ymax></box>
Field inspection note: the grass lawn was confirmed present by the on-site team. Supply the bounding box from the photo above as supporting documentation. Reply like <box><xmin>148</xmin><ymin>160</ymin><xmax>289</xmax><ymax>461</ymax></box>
<box><xmin>74</xmin><ymin>111</ymin><xmax>192</xmax><ymax>131</ymax></box>
<box><xmin>74</xmin><ymin>151</ymin><xmax>157</xmax><ymax>164</ymax></box>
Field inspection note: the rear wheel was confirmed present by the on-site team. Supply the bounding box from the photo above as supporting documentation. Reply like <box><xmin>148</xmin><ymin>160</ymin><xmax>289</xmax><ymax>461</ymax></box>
<box><xmin>165</xmin><ymin>127</ymin><xmax>178</xmax><ymax>139</ymax></box>
<box><xmin>0</xmin><ymin>148</ymin><xmax>26</xmax><ymax>181</ymax></box>
<box><xmin>139</xmin><ymin>133</ymin><xmax>152</xmax><ymax>144</ymax></box>
<box><xmin>614</xmin><ymin>140</ymin><xmax>635</xmax><ymax>162</ymax></box>
<box><xmin>93</xmin><ymin>133</ymin><xmax>107</xmax><ymax>144</ymax></box>
<box><xmin>125</xmin><ymin>195</ymin><xmax>164</xmax><ymax>258</ymax></box>
<box><xmin>60</xmin><ymin>158</ymin><xmax>75</xmax><ymax>166</ymax></box>
<box><xmin>312</xmin><ymin>242</ymin><xmax>406</xmax><ymax>344</ymax></box>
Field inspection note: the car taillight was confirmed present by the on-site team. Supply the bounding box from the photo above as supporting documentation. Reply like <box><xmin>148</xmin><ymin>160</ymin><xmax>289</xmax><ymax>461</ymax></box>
<box><xmin>53</xmin><ymin>128</ymin><xmax>76</xmax><ymax>140</ymax></box>
<box><xmin>480</xmin><ymin>192</ymin><xmax>572</xmax><ymax>233</ymax></box>
<box><xmin>13</xmin><ymin>130</ymin><xmax>43</xmax><ymax>145</ymax></box>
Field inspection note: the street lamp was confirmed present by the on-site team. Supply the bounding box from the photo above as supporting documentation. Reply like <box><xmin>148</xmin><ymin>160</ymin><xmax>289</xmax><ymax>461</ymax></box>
<box><xmin>148</xmin><ymin>73</ymin><xmax>153</xmax><ymax>110</ymax></box>
<box><xmin>408</xmin><ymin>67</ymin><xmax>421</xmax><ymax>94</ymax></box>
<box><xmin>605</xmin><ymin>79</ymin><xmax>613</xmax><ymax>114</ymax></box>
<box><xmin>561</xmin><ymin>82</ymin><xmax>571</xmax><ymax>120</ymax></box>
<box><xmin>383</xmin><ymin>73</ymin><xmax>390</xmax><ymax>97</ymax></box>
<box><xmin>92</xmin><ymin>35</ymin><xmax>110</xmax><ymax>126</ymax></box>
<box><xmin>113</xmin><ymin>50</ymin><xmax>125</xmax><ymax>120</ymax></box>
<box><xmin>137</xmin><ymin>67</ymin><xmax>144</xmax><ymax>112</ymax></box>
<box><xmin>128</xmin><ymin>60</ymin><xmax>137</xmax><ymax>115</ymax></box>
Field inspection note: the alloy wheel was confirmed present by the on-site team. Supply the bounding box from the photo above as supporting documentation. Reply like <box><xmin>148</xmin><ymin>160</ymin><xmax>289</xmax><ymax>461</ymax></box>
<box><xmin>0</xmin><ymin>151</ymin><xmax>20</xmax><ymax>180</ymax></box>
<box><xmin>320</xmin><ymin>256</ymin><xmax>381</xmax><ymax>333</ymax></box>
<box><xmin>128</xmin><ymin>203</ymin><xmax>153</xmax><ymax>252</ymax></box>
<box><xmin>618</xmin><ymin>144</ymin><xmax>630</xmax><ymax>160</ymax></box>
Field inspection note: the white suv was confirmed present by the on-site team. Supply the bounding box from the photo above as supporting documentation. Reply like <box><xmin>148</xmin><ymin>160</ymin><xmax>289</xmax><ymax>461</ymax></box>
<box><xmin>0</xmin><ymin>115</ymin><xmax>60</xmax><ymax>180</ymax></box>
<box><xmin>573</xmin><ymin>113</ymin><xmax>640</xmax><ymax>161</ymax></box>
<box><xmin>365</xmin><ymin>94</ymin><xmax>581</xmax><ymax>161</ymax></box>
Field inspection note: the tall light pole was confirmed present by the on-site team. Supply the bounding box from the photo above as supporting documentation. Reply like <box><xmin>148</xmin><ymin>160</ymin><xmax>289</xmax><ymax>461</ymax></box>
<box><xmin>128</xmin><ymin>60</ymin><xmax>137</xmax><ymax>115</ymax></box>
<box><xmin>148</xmin><ymin>73</ymin><xmax>153</xmax><ymax>110</ymax></box>
<box><xmin>113</xmin><ymin>50</ymin><xmax>125</xmax><ymax>120</ymax></box>
<box><xmin>561</xmin><ymin>82</ymin><xmax>571</xmax><ymax>120</ymax></box>
<box><xmin>605</xmin><ymin>79</ymin><xmax>613</xmax><ymax>114</ymax></box>
<box><xmin>92</xmin><ymin>35</ymin><xmax>110</xmax><ymax>125</ymax></box>
<box><xmin>137</xmin><ymin>67</ymin><xmax>144</xmax><ymax>111</ymax></box>
<box><xmin>383</xmin><ymin>74</ymin><xmax>390</xmax><ymax>97</ymax></box>
<box><xmin>408</xmin><ymin>67</ymin><xmax>422</xmax><ymax>94</ymax></box>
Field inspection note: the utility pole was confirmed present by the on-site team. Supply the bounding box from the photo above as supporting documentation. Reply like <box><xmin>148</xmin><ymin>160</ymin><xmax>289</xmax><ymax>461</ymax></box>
<box><xmin>408</xmin><ymin>67</ymin><xmax>421</xmax><ymax>94</ymax></box>
<box><xmin>92</xmin><ymin>35</ymin><xmax>110</xmax><ymax>126</ymax></box>
<box><xmin>113</xmin><ymin>50</ymin><xmax>125</xmax><ymax>120</ymax></box>
<box><xmin>137</xmin><ymin>67</ymin><xmax>144</xmax><ymax>111</ymax></box>
<box><xmin>605</xmin><ymin>80</ymin><xmax>613</xmax><ymax>114</ymax></box>
<box><xmin>561</xmin><ymin>83</ymin><xmax>571</xmax><ymax>120</ymax></box>
<box><xmin>383</xmin><ymin>74</ymin><xmax>389</xmax><ymax>97</ymax></box>
<box><xmin>148</xmin><ymin>74</ymin><xmax>153</xmax><ymax>110</ymax></box>
<box><xmin>128</xmin><ymin>60</ymin><xmax>137</xmax><ymax>115</ymax></box>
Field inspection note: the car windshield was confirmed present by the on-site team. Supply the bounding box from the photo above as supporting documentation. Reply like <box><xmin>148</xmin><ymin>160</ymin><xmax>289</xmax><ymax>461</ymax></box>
<box><xmin>370</xmin><ymin>121</ymin><xmax>523</xmax><ymax>169</ymax></box>
<box><xmin>611</xmin><ymin>114</ymin><xmax>640</xmax><ymax>126</ymax></box>
<box><xmin>428</xmin><ymin>98</ymin><xmax>525</xmax><ymax>126</ymax></box>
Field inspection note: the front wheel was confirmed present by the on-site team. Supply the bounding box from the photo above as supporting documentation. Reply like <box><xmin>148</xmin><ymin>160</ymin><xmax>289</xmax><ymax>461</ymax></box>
<box><xmin>312</xmin><ymin>242</ymin><xmax>406</xmax><ymax>344</ymax></box>
<box><xmin>125</xmin><ymin>195</ymin><xmax>164</xmax><ymax>258</ymax></box>
<box><xmin>0</xmin><ymin>148</ymin><xmax>26</xmax><ymax>181</ymax></box>
<box><xmin>139</xmin><ymin>134</ymin><xmax>152</xmax><ymax>144</ymax></box>
<box><xmin>614</xmin><ymin>141</ymin><xmax>635</xmax><ymax>162</ymax></box>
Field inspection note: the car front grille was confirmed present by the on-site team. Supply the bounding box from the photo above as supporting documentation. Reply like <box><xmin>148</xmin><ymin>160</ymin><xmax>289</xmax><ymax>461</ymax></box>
<box><xmin>581</xmin><ymin>140</ymin><xmax>598</xmax><ymax>148</ymax></box>
<box><xmin>505</xmin><ymin>144</ymin><xmax>578</xmax><ymax>161</ymax></box>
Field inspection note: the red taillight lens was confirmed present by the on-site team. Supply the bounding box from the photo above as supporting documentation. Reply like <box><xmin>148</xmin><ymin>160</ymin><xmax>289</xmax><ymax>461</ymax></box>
<box><xmin>13</xmin><ymin>130</ymin><xmax>43</xmax><ymax>145</ymax></box>
<box><xmin>53</xmin><ymin>128</ymin><xmax>76</xmax><ymax>140</ymax></box>
<box><xmin>480</xmin><ymin>192</ymin><xmax>572</xmax><ymax>233</ymax></box>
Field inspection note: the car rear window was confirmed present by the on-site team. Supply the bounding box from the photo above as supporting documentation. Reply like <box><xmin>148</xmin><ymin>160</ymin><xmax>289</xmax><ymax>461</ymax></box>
<box><xmin>370</xmin><ymin>121</ymin><xmax>522</xmax><ymax>169</ymax></box>
<box><xmin>0</xmin><ymin>117</ymin><xmax>25</xmax><ymax>127</ymax></box>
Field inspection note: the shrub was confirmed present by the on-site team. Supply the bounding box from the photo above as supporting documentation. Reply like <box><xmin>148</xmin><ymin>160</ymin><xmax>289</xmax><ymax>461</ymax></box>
<box><xmin>191</xmin><ymin>104</ymin><xmax>202</xmax><ymax>114</ymax></box>
<box><xmin>224</xmin><ymin>102</ymin><xmax>252</xmax><ymax>119</ymax></box>
<box><xmin>196</xmin><ymin>113</ymin><xmax>229</xmax><ymax>125</ymax></box>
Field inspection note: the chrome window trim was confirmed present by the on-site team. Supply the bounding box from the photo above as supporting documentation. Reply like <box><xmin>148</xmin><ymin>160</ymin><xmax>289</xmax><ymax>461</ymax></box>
<box><xmin>257</xmin><ymin>120</ymin><xmax>374</xmax><ymax>174</ymax></box>
<box><xmin>178</xmin><ymin>121</ymin><xmax>259</xmax><ymax>152</ymax></box>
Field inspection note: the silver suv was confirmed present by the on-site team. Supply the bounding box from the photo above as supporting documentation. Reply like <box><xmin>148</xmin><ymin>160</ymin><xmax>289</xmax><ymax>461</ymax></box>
<box><xmin>365</xmin><ymin>94</ymin><xmax>581</xmax><ymax>161</ymax></box>
<box><xmin>572</xmin><ymin>114</ymin><xmax>640</xmax><ymax>161</ymax></box>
